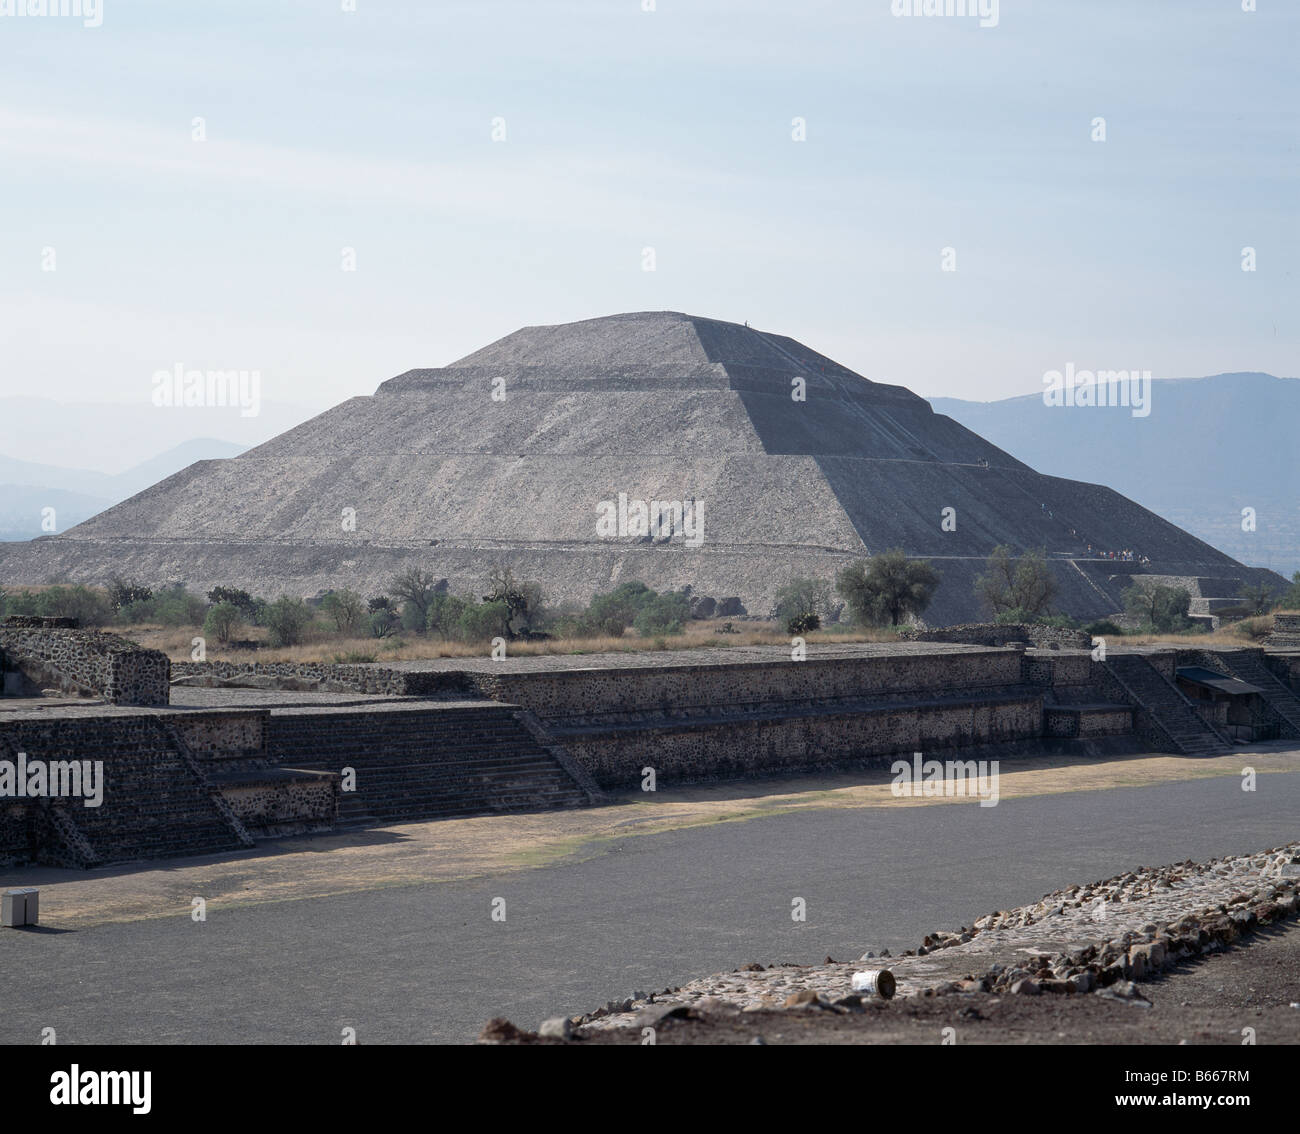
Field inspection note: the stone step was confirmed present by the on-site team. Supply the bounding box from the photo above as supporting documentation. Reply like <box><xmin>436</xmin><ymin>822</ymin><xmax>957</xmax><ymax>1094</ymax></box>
<box><xmin>1105</xmin><ymin>655</ymin><xmax>1229</xmax><ymax>756</ymax></box>
<box><xmin>1210</xmin><ymin>651</ymin><xmax>1300</xmax><ymax>735</ymax></box>
<box><xmin>263</xmin><ymin>705</ymin><xmax>591</xmax><ymax>826</ymax></box>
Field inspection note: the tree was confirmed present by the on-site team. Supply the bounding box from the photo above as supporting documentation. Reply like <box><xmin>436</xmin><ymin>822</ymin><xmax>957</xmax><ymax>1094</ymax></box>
<box><xmin>107</xmin><ymin>577</ymin><xmax>153</xmax><ymax>613</ymax></box>
<box><xmin>1151</xmin><ymin>587</ymin><xmax>1192</xmax><ymax>632</ymax></box>
<box><xmin>206</xmin><ymin>586</ymin><xmax>259</xmax><ymax>621</ymax></box>
<box><xmin>1122</xmin><ymin>582</ymin><xmax>1192</xmax><ymax>632</ymax></box>
<box><xmin>1278</xmin><ymin>571</ymin><xmax>1300</xmax><ymax>612</ymax></box>
<box><xmin>149</xmin><ymin>585</ymin><xmax>208</xmax><ymax>627</ymax></box>
<box><xmin>974</xmin><ymin>546</ymin><xmax>1057</xmax><ymax>619</ymax></box>
<box><xmin>482</xmin><ymin>567</ymin><xmax>545</xmax><ymax>639</ymax></box>
<box><xmin>1237</xmin><ymin>581</ymin><xmax>1277</xmax><ymax>616</ymax></box>
<box><xmin>320</xmin><ymin>589</ymin><xmax>365</xmax><ymax>635</ymax></box>
<box><xmin>263</xmin><ymin>596</ymin><xmax>313</xmax><ymax>647</ymax></box>
<box><xmin>387</xmin><ymin>568</ymin><xmax>445</xmax><ymax>630</ymax></box>
<box><xmin>367</xmin><ymin>596</ymin><xmax>398</xmax><ymax>638</ymax></box>
<box><xmin>203</xmin><ymin>602</ymin><xmax>244</xmax><ymax>645</ymax></box>
<box><xmin>773</xmin><ymin>578</ymin><xmax>833</xmax><ymax>628</ymax></box>
<box><xmin>837</xmin><ymin>549</ymin><xmax>940</xmax><ymax>627</ymax></box>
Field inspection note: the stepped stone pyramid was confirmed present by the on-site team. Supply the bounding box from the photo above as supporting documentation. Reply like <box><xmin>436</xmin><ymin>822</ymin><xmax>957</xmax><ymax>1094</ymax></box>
<box><xmin>0</xmin><ymin>311</ymin><xmax>1280</xmax><ymax>623</ymax></box>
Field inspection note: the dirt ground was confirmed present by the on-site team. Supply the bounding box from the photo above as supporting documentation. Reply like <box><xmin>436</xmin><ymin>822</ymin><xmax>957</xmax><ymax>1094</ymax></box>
<box><xmin>510</xmin><ymin>919</ymin><xmax>1300</xmax><ymax>1044</ymax></box>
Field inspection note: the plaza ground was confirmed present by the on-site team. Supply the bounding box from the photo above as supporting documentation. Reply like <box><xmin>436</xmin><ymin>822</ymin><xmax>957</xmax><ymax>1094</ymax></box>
<box><xmin>1</xmin><ymin>745</ymin><xmax>1297</xmax><ymax>1044</ymax></box>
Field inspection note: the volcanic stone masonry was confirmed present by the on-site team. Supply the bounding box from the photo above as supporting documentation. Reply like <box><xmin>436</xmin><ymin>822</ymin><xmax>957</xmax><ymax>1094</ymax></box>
<box><xmin>0</xmin><ymin>619</ymin><xmax>169</xmax><ymax>706</ymax></box>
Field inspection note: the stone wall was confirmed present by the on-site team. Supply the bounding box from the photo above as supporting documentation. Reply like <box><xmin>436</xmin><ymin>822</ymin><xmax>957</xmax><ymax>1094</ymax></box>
<box><xmin>217</xmin><ymin>772</ymin><xmax>338</xmax><ymax>838</ymax></box>
<box><xmin>559</xmin><ymin>695</ymin><xmax>1045</xmax><ymax>788</ymax></box>
<box><xmin>1023</xmin><ymin>651</ymin><xmax>1094</xmax><ymax>690</ymax></box>
<box><xmin>170</xmin><ymin>660</ymin><xmax>466</xmax><ymax>698</ymax></box>
<box><xmin>0</xmin><ymin>627</ymin><xmax>169</xmax><ymax>706</ymax></box>
<box><xmin>0</xmin><ymin>715</ymin><xmax>242</xmax><ymax>865</ymax></box>
<box><xmin>1</xmin><ymin>643</ymin><xmax>1153</xmax><ymax>857</ymax></box>
<box><xmin>1045</xmin><ymin>706</ymin><xmax>1133</xmax><ymax>738</ymax></box>
<box><xmin>904</xmin><ymin>623</ymin><xmax>1092</xmax><ymax>649</ymax></box>
<box><xmin>0</xmin><ymin>801</ymin><xmax>32</xmax><ymax>864</ymax></box>
<box><xmin>1266</xmin><ymin>613</ymin><xmax>1300</xmax><ymax>652</ymax></box>
<box><xmin>461</xmin><ymin>649</ymin><xmax>1025</xmax><ymax>722</ymax></box>
<box><xmin>170</xmin><ymin>711</ymin><xmax>267</xmax><ymax>762</ymax></box>
<box><xmin>1</xmin><ymin>616</ymin><xmax>79</xmax><ymax>629</ymax></box>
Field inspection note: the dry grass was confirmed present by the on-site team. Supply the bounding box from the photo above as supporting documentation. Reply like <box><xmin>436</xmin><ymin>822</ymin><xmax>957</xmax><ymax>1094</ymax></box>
<box><xmin>1119</xmin><ymin>629</ymin><xmax>1269</xmax><ymax>648</ymax></box>
<box><xmin>92</xmin><ymin>615</ymin><xmax>1281</xmax><ymax>664</ymax></box>
<box><xmin>120</xmin><ymin>619</ymin><xmax>901</xmax><ymax>663</ymax></box>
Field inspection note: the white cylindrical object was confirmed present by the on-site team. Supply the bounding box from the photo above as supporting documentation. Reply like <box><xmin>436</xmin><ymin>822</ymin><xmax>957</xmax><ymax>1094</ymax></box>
<box><xmin>851</xmin><ymin>969</ymin><xmax>896</xmax><ymax>999</ymax></box>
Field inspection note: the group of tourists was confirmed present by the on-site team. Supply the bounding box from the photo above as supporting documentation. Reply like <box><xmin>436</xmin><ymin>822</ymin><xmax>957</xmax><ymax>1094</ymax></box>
<box><xmin>1085</xmin><ymin>546</ymin><xmax>1148</xmax><ymax>564</ymax></box>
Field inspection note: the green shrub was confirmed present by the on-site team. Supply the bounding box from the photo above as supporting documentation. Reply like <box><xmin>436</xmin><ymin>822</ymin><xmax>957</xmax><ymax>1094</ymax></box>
<box><xmin>399</xmin><ymin>601</ymin><xmax>428</xmax><ymax>633</ymax></box>
<box><xmin>122</xmin><ymin>584</ymin><xmax>208</xmax><ymax>627</ymax></box>
<box><xmin>587</xmin><ymin>581</ymin><xmax>655</xmax><ymax>635</ymax></box>
<box><xmin>1276</xmin><ymin>572</ymin><xmax>1300</xmax><ymax>612</ymax></box>
<box><xmin>1</xmin><ymin>588</ymin><xmax>38</xmax><ymax>619</ymax></box>
<box><xmin>426</xmin><ymin>592</ymin><xmax>470</xmax><ymax>638</ymax></box>
<box><xmin>633</xmin><ymin>591</ymin><xmax>691</xmax><ymax>637</ymax></box>
<box><xmin>34</xmin><ymin>585</ymin><xmax>112</xmax><ymax>627</ymax></box>
<box><xmin>202</xmin><ymin>602</ymin><xmax>244</xmax><ymax>645</ymax></box>
<box><xmin>320</xmin><ymin>590</ymin><xmax>365</xmax><ymax>635</ymax></box>
<box><xmin>1085</xmin><ymin>619</ymin><xmax>1124</xmax><ymax>637</ymax></box>
<box><xmin>207</xmin><ymin>587</ymin><xmax>259</xmax><ymax>620</ymax></box>
<box><xmin>264</xmin><ymin>596</ymin><xmax>313</xmax><ymax>647</ymax></box>
<box><xmin>1237</xmin><ymin>582</ymin><xmax>1277</xmax><ymax>616</ymax></box>
<box><xmin>369</xmin><ymin>608</ymin><xmax>398</xmax><ymax>639</ymax></box>
<box><xmin>786</xmin><ymin>612</ymin><xmax>821</xmax><ymax>635</ymax></box>
<box><xmin>456</xmin><ymin>599</ymin><xmax>511</xmax><ymax>642</ymax></box>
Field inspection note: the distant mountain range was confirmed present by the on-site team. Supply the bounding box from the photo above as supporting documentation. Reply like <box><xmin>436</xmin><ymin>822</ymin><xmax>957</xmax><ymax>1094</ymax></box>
<box><xmin>0</xmin><ymin>391</ymin><xmax>318</xmax><ymax>542</ymax></box>
<box><xmin>930</xmin><ymin>371</ymin><xmax>1300</xmax><ymax>577</ymax></box>
<box><xmin>0</xmin><ymin>395</ymin><xmax>317</xmax><ymax>474</ymax></box>
<box><xmin>0</xmin><ymin>439</ymin><xmax>246</xmax><ymax>541</ymax></box>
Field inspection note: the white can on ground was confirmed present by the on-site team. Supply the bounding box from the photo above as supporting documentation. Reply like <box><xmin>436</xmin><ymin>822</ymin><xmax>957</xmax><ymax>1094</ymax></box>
<box><xmin>851</xmin><ymin>969</ymin><xmax>896</xmax><ymax>999</ymax></box>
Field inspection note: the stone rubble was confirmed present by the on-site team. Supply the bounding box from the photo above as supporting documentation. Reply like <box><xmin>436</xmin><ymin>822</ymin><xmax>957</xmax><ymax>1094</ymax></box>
<box><xmin>570</xmin><ymin>843</ymin><xmax>1300</xmax><ymax>1034</ymax></box>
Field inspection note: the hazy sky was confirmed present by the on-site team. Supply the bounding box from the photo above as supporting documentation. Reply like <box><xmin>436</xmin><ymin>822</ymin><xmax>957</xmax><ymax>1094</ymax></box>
<box><xmin>2</xmin><ymin>0</ymin><xmax>1295</xmax><ymax>445</ymax></box>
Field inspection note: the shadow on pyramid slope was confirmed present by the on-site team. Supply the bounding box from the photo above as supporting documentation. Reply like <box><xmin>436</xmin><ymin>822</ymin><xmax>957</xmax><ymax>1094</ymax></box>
<box><xmin>0</xmin><ymin>311</ymin><xmax>1282</xmax><ymax>625</ymax></box>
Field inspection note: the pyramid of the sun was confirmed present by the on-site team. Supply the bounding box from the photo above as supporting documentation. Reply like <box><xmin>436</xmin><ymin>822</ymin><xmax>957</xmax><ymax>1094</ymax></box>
<box><xmin>1</xmin><ymin>311</ymin><xmax>1279</xmax><ymax>624</ymax></box>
